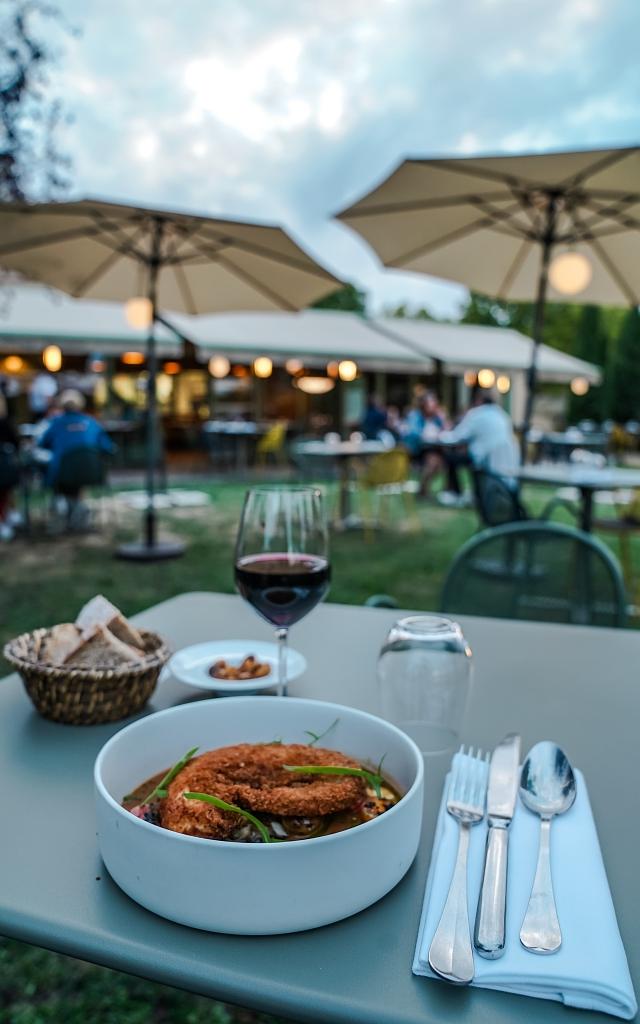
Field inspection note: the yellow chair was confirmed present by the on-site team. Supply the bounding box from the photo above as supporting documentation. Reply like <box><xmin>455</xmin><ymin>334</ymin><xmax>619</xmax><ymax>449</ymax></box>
<box><xmin>256</xmin><ymin>421</ymin><xmax>288</xmax><ymax>467</ymax></box>
<box><xmin>357</xmin><ymin>448</ymin><xmax>419</xmax><ymax>537</ymax></box>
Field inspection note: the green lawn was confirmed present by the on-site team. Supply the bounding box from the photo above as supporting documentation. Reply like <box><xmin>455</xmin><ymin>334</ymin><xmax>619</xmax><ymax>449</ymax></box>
<box><xmin>0</xmin><ymin>476</ymin><xmax>638</xmax><ymax>1023</ymax></box>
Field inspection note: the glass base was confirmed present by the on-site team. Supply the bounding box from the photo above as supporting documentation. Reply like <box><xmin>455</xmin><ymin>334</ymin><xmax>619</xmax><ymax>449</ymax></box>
<box><xmin>395</xmin><ymin>721</ymin><xmax>458</xmax><ymax>757</ymax></box>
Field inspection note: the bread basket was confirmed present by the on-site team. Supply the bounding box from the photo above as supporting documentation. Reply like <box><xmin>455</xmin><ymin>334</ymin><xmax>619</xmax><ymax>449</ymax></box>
<box><xmin>3</xmin><ymin>628</ymin><xmax>170</xmax><ymax>725</ymax></box>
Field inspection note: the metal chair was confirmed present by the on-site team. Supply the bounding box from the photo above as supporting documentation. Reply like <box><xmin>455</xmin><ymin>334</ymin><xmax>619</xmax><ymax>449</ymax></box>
<box><xmin>472</xmin><ymin>467</ymin><xmax>580</xmax><ymax>529</ymax></box>
<box><xmin>471</xmin><ymin>468</ymin><xmax>527</xmax><ymax>527</ymax></box>
<box><xmin>0</xmin><ymin>444</ymin><xmax>21</xmax><ymax>491</ymax></box>
<box><xmin>357</xmin><ymin>449</ymin><xmax>419</xmax><ymax>535</ymax></box>
<box><xmin>256</xmin><ymin>422</ymin><xmax>288</xmax><ymax>467</ymax></box>
<box><xmin>440</xmin><ymin>520</ymin><xmax>627</xmax><ymax>628</ymax></box>
<box><xmin>51</xmin><ymin>446</ymin><xmax>110</xmax><ymax>531</ymax></box>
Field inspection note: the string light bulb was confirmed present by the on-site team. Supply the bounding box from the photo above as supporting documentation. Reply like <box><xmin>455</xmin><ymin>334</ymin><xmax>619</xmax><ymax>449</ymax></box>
<box><xmin>253</xmin><ymin>356</ymin><xmax>273</xmax><ymax>379</ymax></box>
<box><xmin>208</xmin><ymin>355</ymin><xmax>230</xmax><ymax>378</ymax></box>
<box><xmin>125</xmin><ymin>296</ymin><xmax>153</xmax><ymax>329</ymax></box>
<box><xmin>338</xmin><ymin>360</ymin><xmax>358</xmax><ymax>382</ymax></box>
<box><xmin>549</xmin><ymin>251</ymin><xmax>592</xmax><ymax>295</ymax></box>
<box><xmin>42</xmin><ymin>345</ymin><xmax>62</xmax><ymax>372</ymax></box>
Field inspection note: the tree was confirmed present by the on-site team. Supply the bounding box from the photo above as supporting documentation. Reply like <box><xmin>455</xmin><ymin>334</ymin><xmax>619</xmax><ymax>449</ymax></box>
<box><xmin>386</xmin><ymin>303</ymin><xmax>434</xmax><ymax>320</ymax></box>
<box><xmin>567</xmin><ymin>306</ymin><xmax>608</xmax><ymax>423</ymax></box>
<box><xmin>0</xmin><ymin>0</ymin><xmax>72</xmax><ymax>201</ymax></box>
<box><xmin>312</xmin><ymin>283</ymin><xmax>366</xmax><ymax>314</ymax></box>
<box><xmin>610</xmin><ymin>308</ymin><xmax>640</xmax><ymax>423</ymax></box>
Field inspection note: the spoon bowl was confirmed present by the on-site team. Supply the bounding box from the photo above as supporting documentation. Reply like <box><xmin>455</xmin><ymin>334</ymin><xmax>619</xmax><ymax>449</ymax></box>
<box><xmin>519</xmin><ymin>741</ymin><xmax>577</xmax><ymax>954</ymax></box>
<box><xmin>520</xmin><ymin>741</ymin><xmax>576</xmax><ymax>820</ymax></box>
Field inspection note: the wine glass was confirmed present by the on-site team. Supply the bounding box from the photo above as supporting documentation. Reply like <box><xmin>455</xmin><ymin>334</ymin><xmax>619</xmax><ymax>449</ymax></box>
<box><xmin>234</xmin><ymin>487</ymin><xmax>330</xmax><ymax>696</ymax></box>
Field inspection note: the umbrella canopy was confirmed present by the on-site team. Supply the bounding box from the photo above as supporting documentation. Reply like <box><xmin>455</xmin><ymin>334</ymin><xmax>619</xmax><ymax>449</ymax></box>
<box><xmin>337</xmin><ymin>146</ymin><xmax>640</xmax><ymax>305</ymax></box>
<box><xmin>338</xmin><ymin>146</ymin><xmax>639</xmax><ymax>442</ymax></box>
<box><xmin>0</xmin><ymin>198</ymin><xmax>341</xmax><ymax>558</ymax></box>
<box><xmin>0</xmin><ymin>198</ymin><xmax>340</xmax><ymax>311</ymax></box>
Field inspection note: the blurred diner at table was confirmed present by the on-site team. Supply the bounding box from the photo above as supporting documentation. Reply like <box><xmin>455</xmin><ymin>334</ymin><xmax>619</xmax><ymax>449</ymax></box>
<box><xmin>0</xmin><ymin>391</ymin><xmax>20</xmax><ymax>541</ymax></box>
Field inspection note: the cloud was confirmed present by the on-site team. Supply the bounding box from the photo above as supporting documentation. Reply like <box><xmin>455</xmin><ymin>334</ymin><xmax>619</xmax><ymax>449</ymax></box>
<box><xmin>51</xmin><ymin>0</ymin><xmax>639</xmax><ymax>313</ymax></box>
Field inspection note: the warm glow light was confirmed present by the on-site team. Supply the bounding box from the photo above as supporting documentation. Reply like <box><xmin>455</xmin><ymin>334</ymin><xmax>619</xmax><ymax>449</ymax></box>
<box><xmin>122</xmin><ymin>351</ymin><xmax>145</xmax><ymax>366</ymax></box>
<box><xmin>549</xmin><ymin>251</ymin><xmax>592</xmax><ymax>295</ymax></box>
<box><xmin>208</xmin><ymin>355</ymin><xmax>231</xmax><ymax>378</ymax></box>
<box><xmin>477</xmin><ymin>368</ymin><xmax>496</xmax><ymax>389</ymax></box>
<box><xmin>496</xmin><ymin>374</ymin><xmax>511</xmax><ymax>394</ymax></box>
<box><xmin>42</xmin><ymin>345</ymin><xmax>62</xmax><ymax>372</ymax></box>
<box><xmin>295</xmin><ymin>376</ymin><xmax>335</xmax><ymax>395</ymax></box>
<box><xmin>253</xmin><ymin>356</ymin><xmax>273</xmax><ymax>379</ymax></box>
<box><xmin>326</xmin><ymin>361</ymin><xmax>339</xmax><ymax>378</ymax></box>
<box><xmin>285</xmin><ymin>358</ymin><xmax>304</xmax><ymax>375</ymax></box>
<box><xmin>464</xmin><ymin>370</ymin><xmax>477</xmax><ymax>387</ymax></box>
<box><xmin>338</xmin><ymin>359</ymin><xmax>358</xmax><ymax>382</ymax></box>
<box><xmin>156</xmin><ymin>374</ymin><xmax>173</xmax><ymax>403</ymax></box>
<box><xmin>3</xmin><ymin>355</ymin><xmax>24</xmax><ymax>373</ymax></box>
<box><xmin>125</xmin><ymin>296</ymin><xmax>153</xmax><ymax>329</ymax></box>
<box><xmin>232</xmin><ymin>364</ymin><xmax>249</xmax><ymax>378</ymax></box>
<box><xmin>570</xmin><ymin>376</ymin><xmax>590</xmax><ymax>396</ymax></box>
<box><xmin>163</xmin><ymin>361</ymin><xmax>181</xmax><ymax>375</ymax></box>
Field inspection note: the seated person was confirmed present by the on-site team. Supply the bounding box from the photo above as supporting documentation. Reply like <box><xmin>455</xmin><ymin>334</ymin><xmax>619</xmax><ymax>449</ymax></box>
<box><xmin>360</xmin><ymin>396</ymin><xmax>388</xmax><ymax>440</ymax></box>
<box><xmin>0</xmin><ymin>393</ymin><xmax>20</xmax><ymax>541</ymax></box>
<box><xmin>438</xmin><ymin>388</ymin><xmax>520</xmax><ymax>502</ymax></box>
<box><xmin>39</xmin><ymin>389</ymin><xmax>115</xmax><ymax>498</ymax></box>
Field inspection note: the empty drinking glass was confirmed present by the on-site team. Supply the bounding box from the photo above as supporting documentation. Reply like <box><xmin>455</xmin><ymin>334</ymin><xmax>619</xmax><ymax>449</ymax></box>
<box><xmin>377</xmin><ymin>615</ymin><xmax>473</xmax><ymax>755</ymax></box>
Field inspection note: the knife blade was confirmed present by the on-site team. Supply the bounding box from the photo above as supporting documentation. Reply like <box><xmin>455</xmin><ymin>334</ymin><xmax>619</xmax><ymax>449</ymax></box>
<box><xmin>473</xmin><ymin>733</ymin><xmax>521</xmax><ymax>959</ymax></box>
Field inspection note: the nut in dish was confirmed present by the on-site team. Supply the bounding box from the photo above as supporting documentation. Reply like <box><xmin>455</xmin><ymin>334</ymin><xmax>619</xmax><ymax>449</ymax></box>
<box><xmin>209</xmin><ymin>655</ymin><xmax>271</xmax><ymax>681</ymax></box>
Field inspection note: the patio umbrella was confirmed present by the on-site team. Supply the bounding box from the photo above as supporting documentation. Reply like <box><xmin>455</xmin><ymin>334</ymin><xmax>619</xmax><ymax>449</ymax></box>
<box><xmin>337</xmin><ymin>145</ymin><xmax>640</xmax><ymax>443</ymax></box>
<box><xmin>0</xmin><ymin>198</ymin><xmax>342</xmax><ymax>559</ymax></box>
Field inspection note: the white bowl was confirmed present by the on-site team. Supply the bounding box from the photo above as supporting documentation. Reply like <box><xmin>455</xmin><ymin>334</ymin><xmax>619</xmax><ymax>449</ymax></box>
<box><xmin>94</xmin><ymin>696</ymin><xmax>424</xmax><ymax>934</ymax></box>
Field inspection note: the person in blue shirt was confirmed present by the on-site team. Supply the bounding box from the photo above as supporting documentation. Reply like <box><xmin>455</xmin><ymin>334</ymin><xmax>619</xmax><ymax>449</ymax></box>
<box><xmin>39</xmin><ymin>389</ymin><xmax>115</xmax><ymax>490</ymax></box>
<box><xmin>360</xmin><ymin>395</ymin><xmax>389</xmax><ymax>440</ymax></box>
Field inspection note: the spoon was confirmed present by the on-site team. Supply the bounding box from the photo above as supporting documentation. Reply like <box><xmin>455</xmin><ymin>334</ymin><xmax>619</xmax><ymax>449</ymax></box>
<box><xmin>519</xmin><ymin>741</ymin><xmax>576</xmax><ymax>954</ymax></box>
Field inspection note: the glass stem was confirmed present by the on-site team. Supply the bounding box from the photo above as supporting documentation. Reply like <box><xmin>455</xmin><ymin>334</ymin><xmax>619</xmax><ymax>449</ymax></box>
<box><xmin>276</xmin><ymin>627</ymin><xmax>288</xmax><ymax>697</ymax></box>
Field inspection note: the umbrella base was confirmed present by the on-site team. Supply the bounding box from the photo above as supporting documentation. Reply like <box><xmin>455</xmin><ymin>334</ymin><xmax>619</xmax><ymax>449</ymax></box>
<box><xmin>115</xmin><ymin>540</ymin><xmax>186</xmax><ymax>562</ymax></box>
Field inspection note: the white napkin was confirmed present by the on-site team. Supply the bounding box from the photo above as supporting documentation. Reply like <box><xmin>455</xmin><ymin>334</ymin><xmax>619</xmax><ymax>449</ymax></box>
<box><xmin>413</xmin><ymin>766</ymin><xmax>637</xmax><ymax>1020</ymax></box>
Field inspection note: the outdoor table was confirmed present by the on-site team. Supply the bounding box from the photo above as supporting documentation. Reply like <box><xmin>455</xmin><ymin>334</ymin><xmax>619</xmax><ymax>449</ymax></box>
<box><xmin>526</xmin><ymin>430</ymin><xmax>608</xmax><ymax>464</ymax></box>
<box><xmin>294</xmin><ymin>439</ymin><xmax>386</xmax><ymax>526</ymax></box>
<box><xmin>517</xmin><ymin>463</ymin><xmax>640</xmax><ymax>531</ymax></box>
<box><xmin>0</xmin><ymin>591</ymin><xmax>638</xmax><ymax>1024</ymax></box>
<box><xmin>202</xmin><ymin>421</ymin><xmax>268</xmax><ymax>472</ymax></box>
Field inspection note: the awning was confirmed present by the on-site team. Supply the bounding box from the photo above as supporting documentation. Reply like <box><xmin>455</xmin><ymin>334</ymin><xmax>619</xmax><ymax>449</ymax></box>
<box><xmin>373</xmin><ymin>319</ymin><xmax>602</xmax><ymax>383</ymax></box>
<box><xmin>0</xmin><ymin>284</ymin><xmax>180</xmax><ymax>357</ymax></box>
<box><xmin>174</xmin><ymin>308</ymin><xmax>435</xmax><ymax>373</ymax></box>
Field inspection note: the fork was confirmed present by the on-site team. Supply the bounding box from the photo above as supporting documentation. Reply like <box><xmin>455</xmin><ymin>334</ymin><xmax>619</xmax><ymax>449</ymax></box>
<box><xmin>428</xmin><ymin>747</ymin><xmax>489</xmax><ymax>984</ymax></box>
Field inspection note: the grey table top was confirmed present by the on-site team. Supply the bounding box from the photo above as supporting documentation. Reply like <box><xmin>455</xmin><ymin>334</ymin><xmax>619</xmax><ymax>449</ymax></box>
<box><xmin>294</xmin><ymin>439</ymin><xmax>386</xmax><ymax>457</ymax></box>
<box><xmin>517</xmin><ymin>464</ymin><xmax>640</xmax><ymax>490</ymax></box>
<box><xmin>1</xmin><ymin>592</ymin><xmax>638</xmax><ymax>1024</ymax></box>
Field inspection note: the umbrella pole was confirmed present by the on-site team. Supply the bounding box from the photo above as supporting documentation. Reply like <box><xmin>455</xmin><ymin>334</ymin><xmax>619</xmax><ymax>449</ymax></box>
<box><xmin>116</xmin><ymin>218</ymin><xmax>185</xmax><ymax>562</ymax></box>
<box><xmin>521</xmin><ymin>197</ymin><xmax>557</xmax><ymax>462</ymax></box>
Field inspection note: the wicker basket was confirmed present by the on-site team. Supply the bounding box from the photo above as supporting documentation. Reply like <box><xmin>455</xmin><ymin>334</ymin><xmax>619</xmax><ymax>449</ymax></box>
<box><xmin>3</xmin><ymin>627</ymin><xmax>170</xmax><ymax>725</ymax></box>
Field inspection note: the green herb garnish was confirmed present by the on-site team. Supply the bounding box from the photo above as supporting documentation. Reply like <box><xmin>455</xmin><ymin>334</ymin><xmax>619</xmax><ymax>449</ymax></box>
<box><xmin>304</xmin><ymin>717</ymin><xmax>340</xmax><ymax>747</ymax></box>
<box><xmin>183</xmin><ymin>792</ymin><xmax>274</xmax><ymax>844</ymax></box>
<box><xmin>140</xmin><ymin>747</ymin><xmax>199</xmax><ymax>804</ymax></box>
<box><xmin>283</xmin><ymin>763</ymin><xmax>384</xmax><ymax>798</ymax></box>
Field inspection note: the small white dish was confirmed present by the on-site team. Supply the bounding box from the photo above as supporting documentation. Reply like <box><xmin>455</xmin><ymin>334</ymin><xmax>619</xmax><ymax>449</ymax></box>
<box><xmin>167</xmin><ymin>640</ymin><xmax>307</xmax><ymax>694</ymax></box>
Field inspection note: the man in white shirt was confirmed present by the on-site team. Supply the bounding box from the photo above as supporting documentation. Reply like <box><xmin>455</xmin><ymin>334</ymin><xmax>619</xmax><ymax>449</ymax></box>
<box><xmin>438</xmin><ymin>389</ymin><xmax>520</xmax><ymax>502</ymax></box>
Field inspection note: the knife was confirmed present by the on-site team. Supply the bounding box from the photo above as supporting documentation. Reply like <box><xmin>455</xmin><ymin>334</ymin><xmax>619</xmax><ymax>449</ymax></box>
<box><xmin>473</xmin><ymin>733</ymin><xmax>521</xmax><ymax>959</ymax></box>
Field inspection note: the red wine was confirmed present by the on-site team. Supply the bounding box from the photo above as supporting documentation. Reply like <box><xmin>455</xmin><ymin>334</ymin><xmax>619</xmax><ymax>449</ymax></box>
<box><xmin>235</xmin><ymin>553</ymin><xmax>330</xmax><ymax>628</ymax></box>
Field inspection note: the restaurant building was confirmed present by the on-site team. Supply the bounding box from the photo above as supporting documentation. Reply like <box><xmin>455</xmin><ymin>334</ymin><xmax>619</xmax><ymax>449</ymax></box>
<box><xmin>0</xmin><ymin>286</ymin><xmax>601</xmax><ymax>452</ymax></box>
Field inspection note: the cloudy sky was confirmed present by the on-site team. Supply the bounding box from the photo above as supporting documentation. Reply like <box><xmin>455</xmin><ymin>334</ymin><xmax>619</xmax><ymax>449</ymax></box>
<box><xmin>48</xmin><ymin>0</ymin><xmax>639</xmax><ymax>315</ymax></box>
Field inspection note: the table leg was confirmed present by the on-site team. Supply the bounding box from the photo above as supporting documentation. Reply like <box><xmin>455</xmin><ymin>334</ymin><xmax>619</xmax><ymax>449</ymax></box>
<box><xmin>581</xmin><ymin>489</ymin><xmax>593</xmax><ymax>532</ymax></box>
<box><xmin>338</xmin><ymin>459</ymin><xmax>351</xmax><ymax>524</ymax></box>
